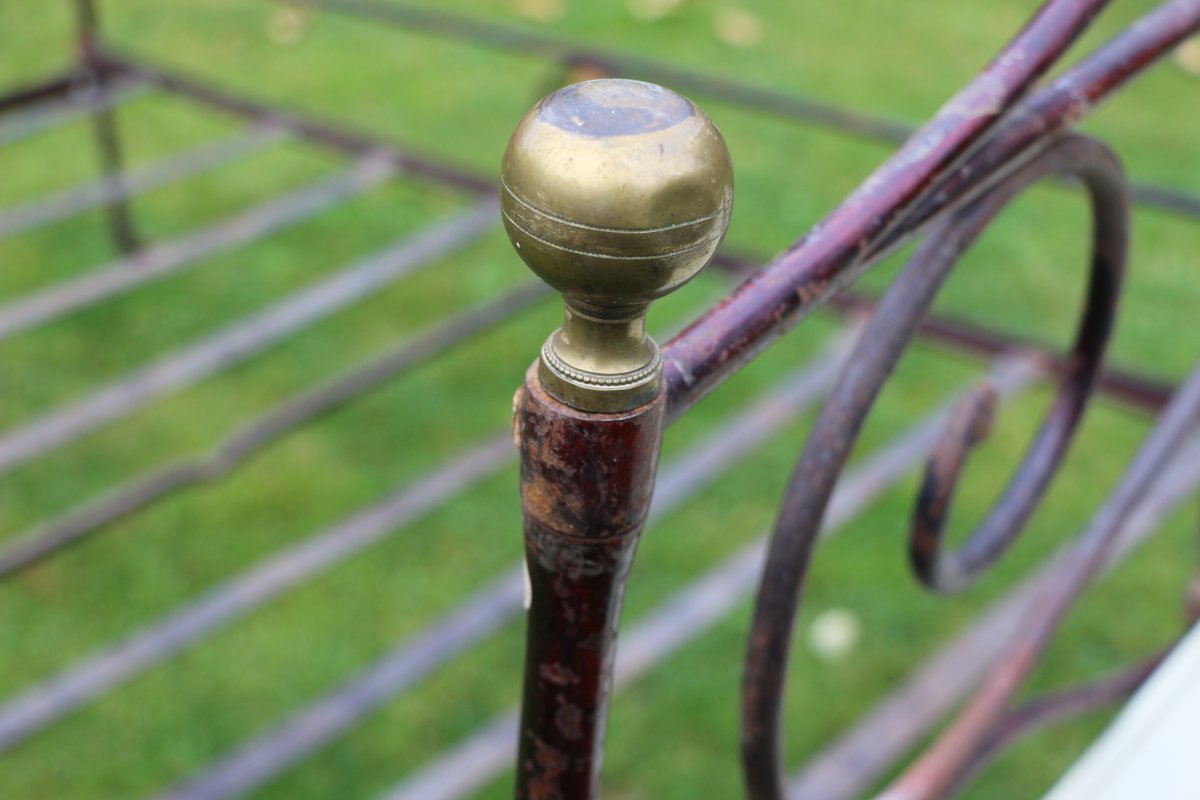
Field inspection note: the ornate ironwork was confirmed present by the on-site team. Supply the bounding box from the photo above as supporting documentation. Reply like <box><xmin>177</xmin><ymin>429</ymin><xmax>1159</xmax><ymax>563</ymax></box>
<box><xmin>502</xmin><ymin>1</ymin><xmax>1200</xmax><ymax>798</ymax></box>
<box><xmin>1</xmin><ymin>1</ymin><xmax>1197</xmax><ymax>799</ymax></box>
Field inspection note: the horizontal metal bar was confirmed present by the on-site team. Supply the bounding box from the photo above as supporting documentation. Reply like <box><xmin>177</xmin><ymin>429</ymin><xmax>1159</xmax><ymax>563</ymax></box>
<box><xmin>710</xmin><ymin>252</ymin><xmax>1176</xmax><ymax>415</ymax></box>
<box><xmin>382</xmin><ymin>357</ymin><xmax>1038</xmax><ymax>800</ymax></box>
<box><xmin>787</xmin><ymin>433</ymin><xmax>1200</xmax><ymax>800</ymax></box>
<box><xmin>149</xmin><ymin>332</ymin><xmax>853</xmax><ymax>800</ymax></box>
<box><xmin>970</xmin><ymin>651</ymin><xmax>1165</xmax><ymax>781</ymax></box>
<box><xmin>157</xmin><ymin>568</ymin><xmax>524</xmax><ymax>800</ymax></box>
<box><xmin>0</xmin><ymin>152</ymin><xmax>397</xmax><ymax>343</ymax></box>
<box><xmin>1129</xmin><ymin>182</ymin><xmax>1200</xmax><ymax>219</ymax></box>
<box><xmin>0</xmin><ymin>434</ymin><xmax>515</xmax><ymax>754</ymax></box>
<box><xmin>0</xmin><ymin>70</ymin><xmax>79</xmax><ymax>116</ymax></box>
<box><xmin>0</xmin><ymin>200</ymin><xmax>497</xmax><ymax>475</ymax></box>
<box><xmin>0</xmin><ymin>281</ymin><xmax>548</xmax><ymax>578</ymax></box>
<box><xmin>0</xmin><ymin>76</ymin><xmax>148</xmax><ymax>148</ymax></box>
<box><xmin>831</xmin><ymin>290</ymin><xmax>1175</xmax><ymax>414</ymax></box>
<box><xmin>0</xmin><ymin>122</ymin><xmax>290</xmax><ymax>240</ymax></box>
<box><xmin>96</xmin><ymin>51</ymin><xmax>494</xmax><ymax>196</ymax></box>
<box><xmin>301</xmin><ymin>0</ymin><xmax>911</xmax><ymax>144</ymax></box>
<box><xmin>292</xmin><ymin>0</ymin><xmax>1200</xmax><ymax>221</ymax></box>
<box><xmin>0</xmin><ymin>287</ymin><xmax>746</xmax><ymax>768</ymax></box>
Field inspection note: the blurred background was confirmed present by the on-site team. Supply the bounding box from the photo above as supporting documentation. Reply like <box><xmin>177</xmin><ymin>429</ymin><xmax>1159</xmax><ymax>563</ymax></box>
<box><xmin>1</xmin><ymin>1</ymin><xmax>1198</xmax><ymax>797</ymax></box>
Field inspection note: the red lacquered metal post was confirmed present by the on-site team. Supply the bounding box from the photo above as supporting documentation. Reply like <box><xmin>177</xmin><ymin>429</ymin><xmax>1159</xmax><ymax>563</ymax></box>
<box><xmin>501</xmin><ymin>79</ymin><xmax>733</xmax><ymax>797</ymax></box>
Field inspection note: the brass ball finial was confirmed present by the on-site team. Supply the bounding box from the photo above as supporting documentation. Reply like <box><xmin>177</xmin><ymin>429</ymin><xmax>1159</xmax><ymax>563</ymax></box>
<box><xmin>501</xmin><ymin>79</ymin><xmax>734</xmax><ymax>412</ymax></box>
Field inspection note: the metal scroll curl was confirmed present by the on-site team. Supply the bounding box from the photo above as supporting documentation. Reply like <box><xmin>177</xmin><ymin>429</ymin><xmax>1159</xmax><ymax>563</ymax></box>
<box><xmin>739</xmin><ymin>132</ymin><xmax>1130</xmax><ymax>800</ymax></box>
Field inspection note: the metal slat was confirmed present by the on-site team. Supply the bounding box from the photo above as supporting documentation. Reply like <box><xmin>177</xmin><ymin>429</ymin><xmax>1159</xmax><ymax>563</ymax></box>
<box><xmin>0</xmin><ymin>71</ymin><xmax>78</xmax><ymax>116</ymax></box>
<box><xmin>159</xmin><ymin>568</ymin><xmax>525</xmax><ymax>800</ymax></box>
<box><xmin>0</xmin><ymin>122</ymin><xmax>290</xmax><ymax>240</ymax></box>
<box><xmin>0</xmin><ymin>281</ymin><xmax>549</xmax><ymax>577</ymax></box>
<box><xmin>295</xmin><ymin>0</ymin><xmax>1200</xmax><ymax>221</ymax></box>
<box><xmin>0</xmin><ymin>200</ymin><xmax>497</xmax><ymax>474</ymax></box>
<box><xmin>0</xmin><ymin>78</ymin><xmax>148</xmax><ymax>148</ymax></box>
<box><xmin>0</xmin><ymin>434</ymin><xmax>515</xmax><ymax>754</ymax></box>
<box><xmin>0</xmin><ymin>267</ymin><xmax>738</xmax><ymax>755</ymax></box>
<box><xmin>0</xmin><ymin>152</ymin><xmax>398</xmax><ymax>343</ymax></box>
<box><xmin>99</xmin><ymin>53</ymin><xmax>493</xmax><ymax>196</ymax></box>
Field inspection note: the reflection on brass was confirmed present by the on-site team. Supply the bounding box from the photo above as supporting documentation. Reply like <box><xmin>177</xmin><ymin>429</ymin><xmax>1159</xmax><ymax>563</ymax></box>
<box><xmin>501</xmin><ymin>78</ymin><xmax>734</xmax><ymax>412</ymax></box>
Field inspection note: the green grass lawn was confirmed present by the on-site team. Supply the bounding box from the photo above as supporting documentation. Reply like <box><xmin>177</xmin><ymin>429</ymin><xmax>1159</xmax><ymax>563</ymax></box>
<box><xmin>0</xmin><ymin>1</ymin><xmax>1197</xmax><ymax>798</ymax></box>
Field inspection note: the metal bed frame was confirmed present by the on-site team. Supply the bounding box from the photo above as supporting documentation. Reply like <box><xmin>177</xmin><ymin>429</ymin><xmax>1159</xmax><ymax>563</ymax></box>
<box><xmin>1</xmin><ymin>1</ymin><xmax>1198</xmax><ymax>798</ymax></box>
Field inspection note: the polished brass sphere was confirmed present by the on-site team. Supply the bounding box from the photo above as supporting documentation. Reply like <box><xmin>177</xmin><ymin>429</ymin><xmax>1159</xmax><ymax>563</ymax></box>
<box><xmin>501</xmin><ymin>79</ymin><xmax>734</xmax><ymax>411</ymax></box>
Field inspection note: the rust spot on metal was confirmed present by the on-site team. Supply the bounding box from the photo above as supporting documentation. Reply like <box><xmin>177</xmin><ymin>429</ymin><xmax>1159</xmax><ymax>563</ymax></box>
<box><xmin>539</xmin><ymin>663</ymin><xmax>581</xmax><ymax>687</ymax></box>
<box><xmin>525</xmin><ymin>732</ymin><xmax>570</xmax><ymax>800</ymax></box>
<box><xmin>555</xmin><ymin>700</ymin><xmax>585</xmax><ymax>740</ymax></box>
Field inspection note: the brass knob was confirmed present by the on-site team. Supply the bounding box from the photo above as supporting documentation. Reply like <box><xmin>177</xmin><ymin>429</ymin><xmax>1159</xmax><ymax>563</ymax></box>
<box><xmin>501</xmin><ymin>79</ymin><xmax>734</xmax><ymax>412</ymax></box>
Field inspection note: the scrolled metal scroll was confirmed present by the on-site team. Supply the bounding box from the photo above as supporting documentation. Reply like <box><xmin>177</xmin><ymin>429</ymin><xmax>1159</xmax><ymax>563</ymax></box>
<box><xmin>908</xmin><ymin>141</ymin><xmax>1129</xmax><ymax>593</ymax></box>
<box><xmin>739</xmin><ymin>132</ymin><xmax>1129</xmax><ymax>800</ymax></box>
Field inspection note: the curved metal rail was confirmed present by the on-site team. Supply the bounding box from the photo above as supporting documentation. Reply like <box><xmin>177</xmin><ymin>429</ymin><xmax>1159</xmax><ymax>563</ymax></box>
<box><xmin>741</xmin><ymin>132</ymin><xmax>1130</xmax><ymax>798</ymax></box>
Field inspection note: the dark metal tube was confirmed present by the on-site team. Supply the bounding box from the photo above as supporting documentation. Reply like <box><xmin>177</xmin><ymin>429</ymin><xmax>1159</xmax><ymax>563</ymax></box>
<box><xmin>513</xmin><ymin>363</ymin><xmax>666</xmax><ymax>799</ymax></box>
<box><xmin>72</xmin><ymin>0</ymin><xmax>140</xmax><ymax>254</ymax></box>
<box><xmin>0</xmin><ymin>70</ymin><xmax>79</xmax><ymax>116</ymax></box>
